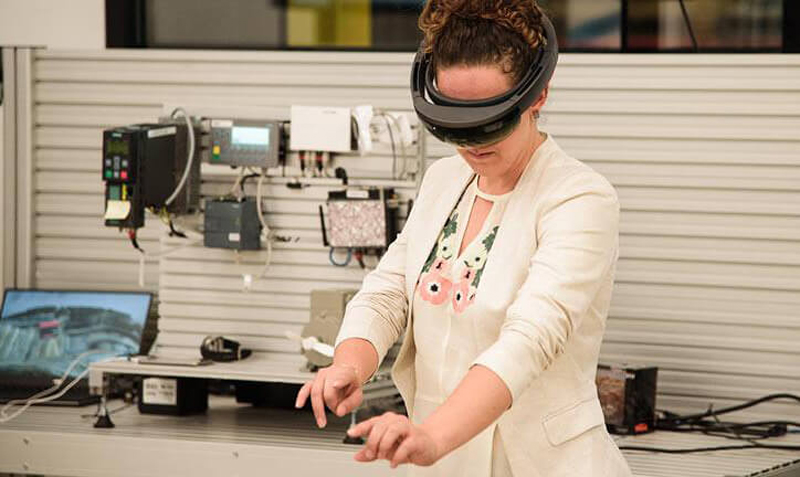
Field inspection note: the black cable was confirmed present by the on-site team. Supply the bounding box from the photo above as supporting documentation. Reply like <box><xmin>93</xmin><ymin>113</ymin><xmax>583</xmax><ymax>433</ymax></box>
<box><xmin>168</xmin><ymin>219</ymin><xmax>187</xmax><ymax>238</ymax></box>
<box><xmin>678</xmin><ymin>0</ymin><xmax>699</xmax><ymax>52</ymax></box>
<box><xmin>634</xmin><ymin>393</ymin><xmax>800</xmax><ymax>454</ymax></box>
<box><xmin>619</xmin><ymin>443</ymin><xmax>800</xmax><ymax>454</ymax></box>
<box><xmin>335</xmin><ymin>167</ymin><xmax>349</xmax><ymax>186</ymax></box>
<box><xmin>127</xmin><ymin>229</ymin><xmax>144</xmax><ymax>254</ymax></box>
<box><xmin>236</xmin><ymin>173</ymin><xmax>260</xmax><ymax>196</ymax></box>
<box><xmin>81</xmin><ymin>402</ymin><xmax>135</xmax><ymax>419</ymax></box>
<box><xmin>659</xmin><ymin>394</ymin><xmax>800</xmax><ymax>424</ymax></box>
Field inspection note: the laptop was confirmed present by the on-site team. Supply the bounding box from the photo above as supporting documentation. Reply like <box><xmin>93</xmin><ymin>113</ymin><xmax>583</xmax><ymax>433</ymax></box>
<box><xmin>0</xmin><ymin>288</ymin><xmax>152</xmax><ymax>406</ymax></box>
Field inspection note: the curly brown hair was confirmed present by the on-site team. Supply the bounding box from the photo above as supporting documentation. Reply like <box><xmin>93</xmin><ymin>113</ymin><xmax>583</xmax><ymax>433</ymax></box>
<box><xmin>418</xmin><ymin>0</ymin><xmax>547</xmax><ymax>85</ymax></box>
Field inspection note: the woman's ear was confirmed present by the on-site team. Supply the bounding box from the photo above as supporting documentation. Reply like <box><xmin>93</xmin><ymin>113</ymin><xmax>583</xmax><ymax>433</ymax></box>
<box><xmin>530</xmin><ymin>85</ymin><xmax>550</xmax><ymax>119</ymax></box>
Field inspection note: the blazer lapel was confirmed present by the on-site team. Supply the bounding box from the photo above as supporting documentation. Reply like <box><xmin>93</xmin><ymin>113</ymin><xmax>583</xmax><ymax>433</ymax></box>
<box><xmin>476</xmin><ymin>139</ymin><xmax>553</xmax><ymax>301</ymax></box>
<box><xmin>394</xmin><ymin>161</ymin><xmax>473</xmax><ymax>417</ymax></box>
<box><xmin>404</xmin><ymin>165</ymin><xmax>476</xmax><ymax>300</ymax></box>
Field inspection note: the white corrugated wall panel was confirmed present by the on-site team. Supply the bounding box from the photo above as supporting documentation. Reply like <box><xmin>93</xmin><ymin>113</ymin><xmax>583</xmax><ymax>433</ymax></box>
<box><xmin>31</xmin><ymin>50</ymin><xmax>800</xmax><ymax>420</ymax></box>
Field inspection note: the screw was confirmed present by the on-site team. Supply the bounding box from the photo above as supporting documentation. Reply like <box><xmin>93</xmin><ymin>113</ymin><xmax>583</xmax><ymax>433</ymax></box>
<box><xmin>23</xmin><ymin>463</ymin><xmax>30</xmax><ymax>470</ymax></box>
<box><xmin>22</xmin><ymin>437</ymin><xmax>30</xmax><ymax>445</ymax></box>
<box><xmin>233</xmin><ymin>451</ymin><xmax>239</xmax><ymax>458</ymax></box>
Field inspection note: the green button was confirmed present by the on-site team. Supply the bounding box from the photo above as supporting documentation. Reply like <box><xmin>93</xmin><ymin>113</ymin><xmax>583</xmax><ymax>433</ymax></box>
<box><xmin>104</xmin><ymin>170</ymin><xmax>112</xmax><ymax>179</ymax></box>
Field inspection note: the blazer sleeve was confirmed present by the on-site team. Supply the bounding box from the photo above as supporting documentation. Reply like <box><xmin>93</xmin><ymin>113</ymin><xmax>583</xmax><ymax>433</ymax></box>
<box><xmin>471</xmin><ymin>171</ymin><xmax>620</xmax><ymax>405</ymax></box>
<box><xmin>334</xmin><ymin>167</ymin><xmax>437</xmax><ymax>368</ymax></box>
<box><xmin>334</xmin><ymin>224</ymin><xmax>409</xmax><ymax>368</ymax></box>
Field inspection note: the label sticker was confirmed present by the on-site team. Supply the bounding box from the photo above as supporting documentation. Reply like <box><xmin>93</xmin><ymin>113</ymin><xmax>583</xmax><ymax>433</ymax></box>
<box><xmin>147</xmin><ymin>126</ymin><xmax>177</xmax><ymax>139</ymax></box>
<box><xmin>142</xmin><ymin>377</ymin><xmax>178</xmax><ymax>406</ymax></box>
<box><xmin>228</xmin><ymin>233</ymin><xmax>241</xmax><ymax>242</ymax></box>
<box><xmin>345</xmin><ymin>190</ymin><xmax>370</xmax><ymax>199</ymax></box>
<box><xmin>211</xmin><ymin>119</ymin><xmax>234</xmax><ymax>128</ymax></box>
<box><xmin>104</xmin><ymin>200</ymin><xmax>131</xmax><ymax>220</ymax></box>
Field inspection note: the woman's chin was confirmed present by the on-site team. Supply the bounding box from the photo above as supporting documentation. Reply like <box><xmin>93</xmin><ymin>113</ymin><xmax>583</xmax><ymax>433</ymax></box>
<box><xmin>461</xmin><ymin>156</ymin><xmax>499</xmax><ymax>176</ymax></box>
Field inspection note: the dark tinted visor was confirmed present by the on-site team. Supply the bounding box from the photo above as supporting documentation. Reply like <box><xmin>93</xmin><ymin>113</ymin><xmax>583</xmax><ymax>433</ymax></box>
<box><xmin>425</xmin><ymin>112</ymin><xmax>521</xmax><ymax>148</ymax></box>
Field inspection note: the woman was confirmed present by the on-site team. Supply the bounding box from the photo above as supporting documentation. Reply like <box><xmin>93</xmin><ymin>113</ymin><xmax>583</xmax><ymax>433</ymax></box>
<box><xmin>296</xmin><ymin>1</ymin><xmax>633</xmax><ymax>475</ymax></box>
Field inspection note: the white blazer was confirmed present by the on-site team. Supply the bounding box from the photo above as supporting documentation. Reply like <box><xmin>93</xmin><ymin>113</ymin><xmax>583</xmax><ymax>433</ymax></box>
<box><xmin>336</xmin><ymin>136</ymin><xmax>633</xmax><ymax>476</ymax></box>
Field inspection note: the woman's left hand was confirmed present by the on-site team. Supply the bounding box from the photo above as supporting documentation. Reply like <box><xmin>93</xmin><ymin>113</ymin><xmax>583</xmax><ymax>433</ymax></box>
<box><xmin>347</xmin><ymin>412</ymin><xmax>441</xmax><ymax>468</ymax></box>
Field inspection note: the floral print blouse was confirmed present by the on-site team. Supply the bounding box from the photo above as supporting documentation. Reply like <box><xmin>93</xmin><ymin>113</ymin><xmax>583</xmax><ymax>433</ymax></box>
<box><xmin>411</xmin><ymin>173</ymin><xmax>514</xmax><ymax>400</ymax></box>
<box><xmin>409</xmin><ymin>174</ymin><xmax>515</xmax><ymax>477</ymax></box>
<box><xmin>415</xmin><ymin>175</ymin><xmax>510</xmax><ymax>317</ymax></box>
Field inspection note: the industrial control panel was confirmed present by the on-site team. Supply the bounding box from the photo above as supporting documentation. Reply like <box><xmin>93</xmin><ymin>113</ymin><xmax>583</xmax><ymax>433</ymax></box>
<box><xmin>103</xmin><ymin>124</ymin><xmax>176</xmax><ymax>228</ymax></box>
<box><xmin>102</xmin><ymin>123</ymin><xmax>199</xmax><ymax>229</ymax></box>
<box><xmin>210</xmin><ymin>119</ymin><xmax>282</xmax><ymax>168</ymax></box>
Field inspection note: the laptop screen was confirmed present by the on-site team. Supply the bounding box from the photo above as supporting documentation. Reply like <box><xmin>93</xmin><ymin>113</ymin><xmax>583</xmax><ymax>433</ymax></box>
<box><xmin>0</xmin><ymin>289</ymin><xmax>151</xmax><ymax>382</ymax></box>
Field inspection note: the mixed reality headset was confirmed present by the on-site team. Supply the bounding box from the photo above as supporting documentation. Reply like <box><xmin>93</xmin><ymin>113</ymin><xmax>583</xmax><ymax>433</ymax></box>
<box><xmin>411</xmin><ymin>13</ymin><xmax>559</xmax><ymax>148</ymax></box>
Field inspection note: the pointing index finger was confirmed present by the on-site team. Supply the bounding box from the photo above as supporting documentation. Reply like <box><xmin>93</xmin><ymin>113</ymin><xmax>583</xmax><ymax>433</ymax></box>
<box><xmin>347</xmin><ymin>416</ymin><xmax>377</xmax><ymax>438</ymax></box>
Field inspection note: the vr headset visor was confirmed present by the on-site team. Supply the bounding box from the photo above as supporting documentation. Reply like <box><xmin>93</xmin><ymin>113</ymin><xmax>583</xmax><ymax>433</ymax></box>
<box><xmin>411</xmin><ymin>14</ymin><xmax>559</xmax><ymax>148</ymax></box>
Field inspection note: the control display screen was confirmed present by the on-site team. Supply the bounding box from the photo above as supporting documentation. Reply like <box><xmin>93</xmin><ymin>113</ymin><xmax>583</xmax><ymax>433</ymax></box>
<box><xmin>106</xmin><ymin>139</ymin><xmax>129</xmax><ymax>155</ymax></box>
<box><xmin>232</xmin><ymin>126</ymin><xmax>270</xmax><ymax>148</ymax></box>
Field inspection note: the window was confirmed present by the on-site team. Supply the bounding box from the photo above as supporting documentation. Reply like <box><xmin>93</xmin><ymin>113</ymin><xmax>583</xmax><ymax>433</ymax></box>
<box><xmin>106</xmin><ymin>0</ymin><xmax>799</xmax><ymax>52</ymax></box>
<box><xmin>626</xmin><ymin>0</ymin><xmax>784</xmax><ymax>52</ymax></box>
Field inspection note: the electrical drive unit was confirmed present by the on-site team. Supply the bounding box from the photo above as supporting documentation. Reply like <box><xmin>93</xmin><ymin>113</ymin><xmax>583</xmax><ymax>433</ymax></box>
<box><xmin>204</xmin><ymin>198</ymin><xmax>262</xmax><ymax>250</ymax></box>
<box><xmin>210</xmin><ymin>119</ymin><xmax>283</xmax><ymax>168</ymax></box>
<box><xmin>321</xmin><ymin>188</ymin><xmax>399</xmax><ymax>249</ymax></box>
<box><xmin>596</xmin><ymin>363</ymin><xmax>658</xmax><ymax>435</ymax></box>
<box><xmin>137</xmin><ymin>376</ymin><xmax>208</xmax><ymax>416</ymax></box>
<box><xmin>102</xmin><ymin>123</ymin><xmax>200</xmax><ymax>229</ymax></box>
<box><xmin>168</xmin><ymin>122</ymin><xmax>201</xmax><ymax>216</ymax></box>
<box><xmin>301</xmin><ymin>289</ymin><xmax>358</xmax><ymax>369</ymax></box>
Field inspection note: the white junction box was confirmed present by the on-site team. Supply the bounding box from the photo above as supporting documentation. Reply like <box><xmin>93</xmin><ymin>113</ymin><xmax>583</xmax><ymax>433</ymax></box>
<box><xmin>290</xmin><ymin>105</ymin><xmax>352</xmax><ymax>153</ymax></box>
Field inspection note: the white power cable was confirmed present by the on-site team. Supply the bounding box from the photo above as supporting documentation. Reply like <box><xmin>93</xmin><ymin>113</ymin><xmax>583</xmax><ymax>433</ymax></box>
<box><xmin>164</xmin><ymin>107</ymin><xmax>196</xmax><ymax>207</ymax></box>
<box><xmin>0</xmin><ymin>350</ymin><xmax>115</xmax><ymax>424</ymax></box>
<box><xmin>376</xmin><ymin>111</ymin><xmax>408</xmax><ymax>180</ymax></box>
<box><xmin>240</xmin><ymin>169</ymin><xmax>273</xmax><ymax>291</ymax></box>
<box><xmin>385</xmin><ymin>113</ymin><xmax>409</xmax><ymax>179</ymax></box>
<box><xmin>134</xmin><ymin>235</ymin><xmax>203</xmax><ymax>289</ymax></box>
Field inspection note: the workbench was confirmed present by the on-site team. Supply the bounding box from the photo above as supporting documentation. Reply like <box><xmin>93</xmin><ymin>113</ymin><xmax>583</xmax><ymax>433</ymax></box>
<box><xmin>1</xmin><ymin>395</ymin><xmax>798</xmax><ymax>477</ymax></box>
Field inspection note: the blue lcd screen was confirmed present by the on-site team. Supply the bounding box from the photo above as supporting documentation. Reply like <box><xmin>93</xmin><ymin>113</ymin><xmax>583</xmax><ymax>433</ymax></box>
<box><xmin>0</xmin><ymin>290</ymin><xmax>151</xmax><ymax>378</ymax></box>
<box><xmin>232</xmin><ymin>126</ymin><xmax>270</xmax><ymax>147</ymax></box>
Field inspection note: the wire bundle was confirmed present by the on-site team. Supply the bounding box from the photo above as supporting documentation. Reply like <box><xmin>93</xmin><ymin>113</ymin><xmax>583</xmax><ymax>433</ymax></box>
<box><xmin>0</xmin><ymin>350</ymin><xmax>116</xmax><ymax>424</ymax></box>
<box><xmin>619</xmin><ymin>393</ymin><xmax>800</xmax><ymax>453</ymax></box>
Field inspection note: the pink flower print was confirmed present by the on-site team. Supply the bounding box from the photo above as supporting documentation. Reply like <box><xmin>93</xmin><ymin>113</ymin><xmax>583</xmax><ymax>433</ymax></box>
<box><xmin>452</xmin><ymin>280</ymin><xmax>475</xmax><ymax>313</ymax></box>
<box><xmin>419</xmin><ymin>270</ymin><xmax>453</xmax><ymax>306</ymax></box>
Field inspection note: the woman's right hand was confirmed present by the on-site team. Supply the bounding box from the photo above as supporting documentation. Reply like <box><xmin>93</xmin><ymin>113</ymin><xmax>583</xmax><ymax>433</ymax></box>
<box><xmin>295</xmin><ymin>363</ymin><xmax>364</xmax><ymax>428</ymax></box>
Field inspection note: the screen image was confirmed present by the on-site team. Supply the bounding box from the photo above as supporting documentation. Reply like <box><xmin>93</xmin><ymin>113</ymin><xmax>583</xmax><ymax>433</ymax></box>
<box><xmin>232</xmin><ymin>126</ymin><xmax>270</xmax><ymax>147</ymax></box>
<box><xmin>105</xmin><ymin>139</ymin><xmax>129</xmax><ymax>156</ymax></box>
<box><xmin>0</xmin><ymin>290</ymin><xmax>150</xmax><ymax>381</ymax></box>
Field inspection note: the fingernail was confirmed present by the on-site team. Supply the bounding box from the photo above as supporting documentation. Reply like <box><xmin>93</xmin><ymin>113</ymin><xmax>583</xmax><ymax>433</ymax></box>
<box><xmin>365</xmin><ymin>450</ymin><xmax>374</xmax><ymax>459</ymax></box>
<box><xmin>346</xmin><ymin>428</ymin><xmax>355</xmax><ymax>436</ymax></box>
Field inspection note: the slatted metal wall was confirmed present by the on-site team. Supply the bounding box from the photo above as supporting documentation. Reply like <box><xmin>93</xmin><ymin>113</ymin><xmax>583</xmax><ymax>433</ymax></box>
<box><xmin>30</xmin><ymin>50</ymin><xmax>800</xmax><ymax>420</ymax></box>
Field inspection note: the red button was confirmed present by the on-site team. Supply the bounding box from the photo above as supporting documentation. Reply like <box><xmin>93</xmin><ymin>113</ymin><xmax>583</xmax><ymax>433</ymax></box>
<box><xmin>121</xmin><ymin>171</ymin><xmax>128</xmax><ymax>180</ymax></box>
